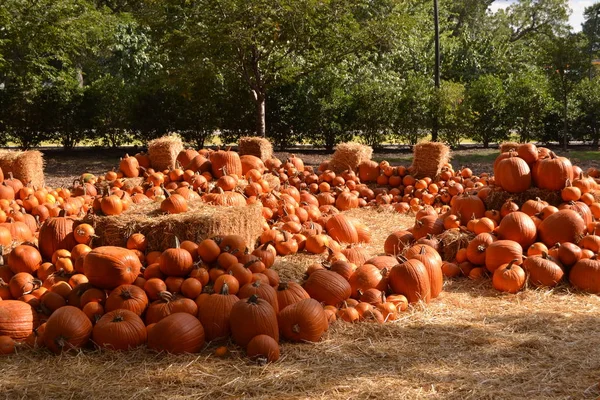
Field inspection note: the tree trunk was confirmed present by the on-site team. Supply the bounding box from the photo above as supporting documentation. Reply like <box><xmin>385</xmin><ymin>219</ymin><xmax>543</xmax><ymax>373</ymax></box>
<box><xmin>563</xmin><ymin>96</ymin><xmax>568</xmax><ymax>151</ymax></box>
<box><xmin>483</xmin><ymin>136</ymin><xmax>489</xmax><ymax>148</ymax></box>
<box><xmin>252</xmin><ymin>90</ymin><xmax>266</xmax><ymax>137</ymax></box>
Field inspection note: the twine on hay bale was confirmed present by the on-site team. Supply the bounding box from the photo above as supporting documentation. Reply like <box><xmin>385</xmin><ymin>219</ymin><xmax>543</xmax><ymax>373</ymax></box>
<box><xmin>500</xmin><ymin>142</ymin><xmax>519</xmax><ymax>153</ymax></box>
<box><xmin>436</xmin><ymin>229</ymin><xmax>474</xmax><ymax>262</ymax></box>
<box><xmin>0</xmin><ymin>150</ymin><xmax>45</xmax><ymax>189</ymax></box>
<box><xmin>328</xmin><ymin>142</ymin><xmax>373</xmax><ymax>173</ymax></box>
<box><xmin>238</xmin><ymin>136</ymin><xmax>273</xmax><ymax>161</ymax></box>
<box><xmin>484</xmin><ymin>187</ymin><xmax>562</xmax><ymax>211</ymax></box>
<box><xmin>148</xmin><ymin>135</ymin><xmax>184</xmax><ymax>171</ymax></box>
<box><xmin>410</xmin><ymin>142</ymin><xmax>450</xmax><ymax>179</ymax></box>
<box><xmin>84</xmin><ymin>201</ymin><xmax>263</xmax><ymax>252</ymax></box>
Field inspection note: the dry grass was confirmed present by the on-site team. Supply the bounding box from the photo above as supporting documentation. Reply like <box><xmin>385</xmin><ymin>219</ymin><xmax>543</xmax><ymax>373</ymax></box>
<box><xmin>148</xmin><ymin>134</ymin><xmax>184</xmax><ymax>171</ymax></box>
<box><xmin>239</xmin><ymin>136</ymin><xmax>273</xmax><ymax>161</ymax></box>
<box><xmin>411</xmin><ymin>142</ymin><xmax>451</xmax><ymax>180</ymax></box>
<box><xmin>0</xmin><ymin>149</ymin><xmax>45</xmax><ymax>188</ymax></box>
<box><xmin>2</xmin><ymin>208</ymin><xmax>600</xmax><ymax>399</ymax></box>
<box><xmin>328</xmin><ymin>142</ymin><xmax>373</xmax><ymax>173</ymax></box>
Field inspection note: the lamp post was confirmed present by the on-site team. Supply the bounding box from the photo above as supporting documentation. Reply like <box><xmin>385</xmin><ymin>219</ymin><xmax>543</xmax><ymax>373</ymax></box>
<box><xmin>432</xmin><ymin>0</ymin><xmax>441</xmax><ymax>142</ymax></box>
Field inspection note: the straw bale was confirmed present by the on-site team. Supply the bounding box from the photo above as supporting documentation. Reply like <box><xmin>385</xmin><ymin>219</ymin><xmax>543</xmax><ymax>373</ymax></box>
<box><xmin>328</xmin><ymin>142</ymin><xmax>373</xmax><ymax>173</ymax></box>
<box><xmin>436</xmin><ymin>229</ymin><xmax>474</xmax><ymax>262</ymax></box>
<box><xmin>410</xmin><ymin>142</ymin><xmax>450</xmax><ymax>179</ymax></box>
<box><xmin>0</xmin><ymin>150</ymin><xmax>44</xmax><ymax>188</ymax></box>
<box><xmin>484</xmin><ymin>187</ymin><xmax>562</xmax><ymax>211</ymax></box>
<box><xmin>500</xmin><ymin>141</ymin><xmax>520</xmax><ymax>153</ymax></box>
<box><xmin>238</xmin><ymin>136</ymin><xmax>273</xmax><ymax>161</ymax></box>
<box><xmin>147</xmin><ymin>135</ymin><xmax>184</xmax><ymax>171</ymax></box>
<box><xmin>84</xmin><ymin>200</ymin><xmax>263</xmax><ymax>252</ymax></box>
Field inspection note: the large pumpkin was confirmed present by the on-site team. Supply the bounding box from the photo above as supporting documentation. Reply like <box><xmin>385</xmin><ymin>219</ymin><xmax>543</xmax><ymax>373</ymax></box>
<box><xmin>534</xmin><ymin>152</ymin><xmax>573</xmax><ymax>190</ymax></box>
<box><xmin>210</xmin><ymin>149</ymin><xmax>242</xmax><ymax>178</ymax></box>
<box><xmin>105</xmin><ymin>285</ymin><xmax>148</xmax><ymax>316</ymax></box>
<box><xmin>569</xmin><ymin>257</ymin><xmax>600</xmax><ymax>294</ymax></box>
<box><xmin>388</xmin><ymin>258</ymin><xmax>431</xmax><ymax>303</ymax></box>
<box><xmin>92</xmin><ymin>310</ymin><xmax>147</xmax><ymax>350</ymax></box>
<box><xmin>538</xmin><ymin>209</ymin><xmax>586</xmax><ymax>247</ymax></box>
<box><xmin>485</xmin><ymin>240</ymin><xmax>523</xmax><ymax>273</ymax></box>
<box><xmin>38</xmin><ymin>215</ymin><xmax>77</xmax><ymax>261</ymax></box>
<box><xmin>44</xmin><ymin>306</ymin><xmax>92</xmax><ymax>354</ymax></box>
<box><xmin>147</xmin><ymin>312</ymin><xmax>205</xmax><ymax>354</ymax></box>
<box><xmin>406</xmin><ymin>245</ymin><xmax>443</xmax><ymax>299</ymax></box>
<box><xmin>522</xmin><ymin>253</ymin><xmax>564</xmax><ymax>288</ymax></box>
<box><xmin>451</xmin><ymin>195</ymin><xmax>486</xmax><ymax>226</ymax></box>
<box><xmin>229</xmin><ymin>295</ymin><xmax>279</xmax><ymax>347</ymax></box>
<box><xmin>278</xmin><ymin>298</ymin><xmax>327</xmax><ymax>342</ymax></box>
<box><xmin>325</xmin><ymin>214</ymin><xmax>359</xmax><ymax>244</ymax></box>
<box><xmin>303</xmin><ymin>269</ymin><xmax>351</xmax><ymax>306</ymax></box>
<box><xmin>0</xmin><ymin>300</ymin><xmax>39</xmax><ymax>340</ymax></box>
<box><xmin>276</xmin><ymin>282</ymin><xmax>310</xmax><ymax>312</ymax></box>
<box><xmin>197</xmin><ymin>284</ymin><xmax>239</xmax><ymax>342</ymax></box>
<box><xmin>495</xmin><ymin>155</ymin><xmax>531</xmax><ymax>193</ymax></box>
<box><xmin>496</xmin><ymin>212</ymin><xmax>537</xmax><ymax>250</ymax></box>
<box><xmin>83</xmin><ymin>247</ymin><xmax>142</xmax><ymax>289</ymax></box>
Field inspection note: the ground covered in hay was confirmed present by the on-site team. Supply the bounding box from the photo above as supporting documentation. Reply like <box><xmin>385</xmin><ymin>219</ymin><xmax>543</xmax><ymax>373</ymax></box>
<box><xmin>1</xmin><ymin>207</ymin><xmax>600</xmax><ymax>399</ymax></box>
<box><xmin>2</xmin><ymin>147</ymin><xmax>599</xmax><ymax>399</ymax></box>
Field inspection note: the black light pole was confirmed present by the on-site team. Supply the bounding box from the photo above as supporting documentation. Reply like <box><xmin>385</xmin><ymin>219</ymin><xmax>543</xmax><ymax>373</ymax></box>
<box><xmin>432</xmin><ymin>0</ymin><xmax>441</xmax><ymax>142</ymax></box>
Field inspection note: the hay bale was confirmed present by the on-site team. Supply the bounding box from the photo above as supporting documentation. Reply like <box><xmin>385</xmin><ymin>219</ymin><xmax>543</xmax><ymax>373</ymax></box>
<box><xmin>500</xmin><ymin>142</ymin><xmax>519</xmax><ymax>153</ymax></box>
<box><xmin>484</xmin><ymin>187</ymin><xmax>562</xmax><ymax>211</ymax></box>
<box><xmin>238</xmin><ymin>137</ymin><xmax>273</xmax><ymax>161</ymax></box>
<box><xmin>410</xmin><ymin>142</ymin><xmax>450</xmax><ymax>179</ymax></box>
<box><xmin>84</xmin><ymin>201</ymin><xmax>263</xmax><ymax>252</ymax></box>
<box><xmin>0</xmin><ymin>150</ymin><xmax>44</xmax><ymax>189</ymax></box>
<box><xmin>328</xmin><ymin>142</ymin><xmax>373</xmax><ymax>173</ymax></box>
<box><xmin>148</xmin><ymin>135</ymin><xmax>184</xmax><ymax>171</ymax></box>
<box><xmin>436</xmin><ymin>229</ymin><xmax>474</xmax><ymax>262</ymax></box>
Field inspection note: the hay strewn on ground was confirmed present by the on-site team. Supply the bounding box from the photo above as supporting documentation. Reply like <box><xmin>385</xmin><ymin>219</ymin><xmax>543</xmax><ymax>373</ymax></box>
<box><xmin>485</xmin><ymin>187</ymin><xmax>563</xmax><ymax>210</ymax></box>
<box><xmin>148</xmin><ymin>135</ymin><xmax>184</xmax><ymax>171</ymax></box>
<box><xmin>328</xmin><ymin>142</ymin><xmax>373</xmax><ymax>173</ymax></box>
<box><xmin>239</xmin><ymin>136</ymin><xmax>273</xmax><ymax>161</ymax></box>
<box><xmin>437</xmin><ymin>229</ymin><xmax>474</xmax><ymax>262</ymax></box>
<box><xmin>411</xmin><ymin>142</ymin><xmax>450</xmax><ymax>179</ymax></box>
<box><xmin>0</xmin><ymin>150</ymin><xmax>45</xmax><ymax>188</ymax></box>
<box><xmin>84</xmin><ymin>200</ymin><xmax>263</xmax><ymax>251</ymax></box>
<box><xmin>500</xmin><ymin>141</ymin><xmax>520</xmax><ymax>153</ymax></box>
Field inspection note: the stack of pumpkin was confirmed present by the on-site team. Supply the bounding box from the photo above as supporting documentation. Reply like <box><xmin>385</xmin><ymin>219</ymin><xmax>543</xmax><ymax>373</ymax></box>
<box><xmin>383</xmin><ymin>143</ymin><xmax>600</xmax><ymax>295</ymax></box>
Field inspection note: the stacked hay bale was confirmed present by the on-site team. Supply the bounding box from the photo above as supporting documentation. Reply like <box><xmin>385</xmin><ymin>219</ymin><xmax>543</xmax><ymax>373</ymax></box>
<box><xmin>500</xmin><ymin>142</ymin><xmax>520</xmax><ymax>153</ymax></box>
<box><xmin>85</xmin><ymin>200</ymin><xmax>263</xmax><ymax>252</ymax></box>
<box><xmin>148</xmin><ymin>135</ymin><xmax>184</xmax><ymax>171</ymax></box>
<box><xmin>484</xmin><ymin>187</ymin><xmax>563</xmax><ymax>210</ymax></box>
<box><xmin>0</xmin><ymin>150</ymin><xmax>45</xmax><ymax>188</ymax></box>
<box><xmin>410</xmin><ymin>142</ymin><xmax>450</xmax><ymax>179</ymax></box>
<box><xmin>238</xmin><ymin>136</ymin><xmax>273</xmax><ymax>162</ymax></box>
<box><xmin>328</xmin><ymin>142</ymin><xmax>373</xmax><ymax>173</ymax></box>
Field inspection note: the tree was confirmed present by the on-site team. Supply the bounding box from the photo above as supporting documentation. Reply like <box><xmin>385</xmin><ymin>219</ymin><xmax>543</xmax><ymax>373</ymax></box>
<box><xmin>464</xmin><ymin>74</ymin><xmax>508</xmax><ymax>148</ymax></box>
<box><xmin>505</xmin><ymin>68</ymin><xmax>554</xmax><ymax>143</ymax></box>
<box><xmin>572</xmin><ymin>78</ymin><xmax>600</xmax><ymax>145</ymax></box>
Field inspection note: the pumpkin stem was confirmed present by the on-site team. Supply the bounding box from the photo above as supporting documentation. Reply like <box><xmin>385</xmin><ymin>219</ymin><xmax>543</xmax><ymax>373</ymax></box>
<box><xmin>158</xmin><ymin>291</ymin><xmax>173</xmax><ymax>302</ymax></box>
<box><xmin>247</xmin><ymin>294</ymin><xmax>260</xmax><ymax>304</ymax></box>
<box><xmin>112</xmin><ymin>314</ymin><xmax>125</xmax><ymax>323</ymax></box>
<box><xmin>220</xmin><ymin>283</ymin><xmax>230</xmax><ymax>295</ymax></box>
<box><xmin>277</xmin><ymin>282</ymin><xmax>289</xmax><ymax>291</ymax></box>
<box><xmin>292</xmin><ymin>324</ymin><xmax>301</xmax><ymax>334</ymax></box>
<box><xmin>119</xmin><ymin>288</ymin><xmax>133</xmax><ymax>299</ymax></box>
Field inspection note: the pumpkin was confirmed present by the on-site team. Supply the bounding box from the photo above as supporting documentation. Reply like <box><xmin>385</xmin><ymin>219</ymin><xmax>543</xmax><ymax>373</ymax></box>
<box><xmin>44</xmin><ymin>306</ymin><xmax>92</xmax><ymax>353</ymax></box>
<box><xmin>358</xmin><ymin>160</ymin><xmax>380</xmax><ymax>182</ymax></box>
<box><xmin>325</xmin><ymin>214</ymin><xmax>359</xmax><ymax>244</ymax></box>
<box><xmin>388</xmin><ymin>258</ymin><xmax>431</xmax><ymax>303</ymax></box>
<box><xmin>160</xmin><ymin>190</ymin><xmax>188</xmax><ymax>214</ymax></box>
<box><xmin>516</xmin><ymin>143</ymin><xmax>538</xmax><ymax>165</ymax></box>
<box><xmin>348</xmin><ymin>264</ymin><xmax>387</xmax><ymax>298</ymax></box>
<box><xmin>105</xmin><ymin>285</ymin><xmax>148</xmax><ymax>316</ymax></box>
<box><xmin>495</xmin><ymin>155</ymin><xmax>531</xmax><ymax>193</ymax></box>
<box><xmin>83</xmin><ymin>247</ymin><xmax>142</xmax><ymax>289</ymax></box>
<box><xmin>158</xmin><ymin>238</ymin><xmax>194</xmax><ymax>277</ymax></box>
<box><xmin>412</xmin><ymin>216</ymin><xmax>444</xmax><ymax>240</ymax></box>
<box><xmin>569</xmin><ymin>257</ymin><xmax>600</xmax><ymax>294</ymax></box>
<box><xmin>407</xmin><ymin>245</ymin><xmax>443</xmax><ymax>298</ymax></box>
<box><xmin>119</xmin><ymin>154</ymin><xmax>139</xmax><ymax>178</ymax></box>
<box><xmin>466</xmin><ymin>233</ymin><xmax>496</xmax><ymax>266</ymax></box>
<box><xmin>92</xmin><ymin>310</ymin><xmax>146</xmax><ymax>350</ymax></box>
<box><xmin>0</xmin><ymin>300</ymin><xmax>39</xmax><ymax>340</ymax></box>
<box><xmin>238</xmin><ymin>280</ymin><xmax>278</xmax><ymax>312</ymax></box>
<box><xmin>145</xmin><ymin>292</ymin><xmax>198</xmax><ymax>325</ymax></box>
<box><xmin>538</xmin><ymin>209</ymin><xmax>586</xmax><ymax>247</ymax></box>
<box><xmin>230</xmin><ymin>295</ymin><xmax>279</xmax><ymax>347</ymax></box>
<box><xmin>246</xmin><ymin>334</ymin><xmax>280</xmax><ymax>362</ymax></box>
<box><xmin>534</xmin><ymin>152</ymin><xmax>573</xmax><ymax>190</ymax></box>
<box><xmin>492</xmin><ymin>260</ymin><xmax>526</xmax><ymax>293</ymax></box>
<box><xmin>0</xmin><ymin>335</ymin><xmax>15</xmax><ymax>354</ymax></box>
<box><xmin>523</xmin><ymin>253</ymin><xmax>564</xmax><ymax>287</ymax></box>
<box><xmin>485</xmin><ymin>240</ymin><xmax>523</xmax><ymax>273</ymax></box>
<box><xmin>38</xmin><ymin>215</ymin><xmax>77</xmax><ymax>261</ymax></box>
<box><xmin>276</xmin><ymin>282</ymin><xmax>310</xmax><ymax>312</ymax></box>
<box><xmin>496</xmin><ymin>212</ymin><xmax>537</xmax><ymax>250</ymax></box>
<box><xmin>210</xmin><ymin>149</ymin><xmax>243</xmax><ymax>178</ymax></box>
<box><xmin>147</xmin><ymin>312</ymin><xmax>205</xmax><ymax>354</ymax></box>
<box><xmin>8</xmin><ymin>245</ymin><xmax>42</xmax><ymax>274</ymax></box>
<box><xmin>521</xmin><ymin>198</ymin><xmax>548</xmax><ymax>216</ymax></box>
<box><xmin>278</xmin><ymin>298</ymin><xmax>327</xmax><ymax>342</ymax></box>
<box><xmin>303</xmin><ymin>269</ymin><xmax>351</xmax><ymax>306</ymax></box>
<box><xmin>197</xmin><ymin>283</ymin><xmax>239</xmax><ymax>342</ymax></box>
<box><xmin>451</xmin><ymin>195</ymin><xmax>486</xmax><ymax>225</ymax></box>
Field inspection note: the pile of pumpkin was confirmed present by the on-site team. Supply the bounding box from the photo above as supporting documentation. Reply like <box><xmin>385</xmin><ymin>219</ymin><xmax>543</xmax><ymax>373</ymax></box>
<box><xmin>383</xmin><ymin>143</ymin><xmax>600</xmax><ymax>295</ymax></box>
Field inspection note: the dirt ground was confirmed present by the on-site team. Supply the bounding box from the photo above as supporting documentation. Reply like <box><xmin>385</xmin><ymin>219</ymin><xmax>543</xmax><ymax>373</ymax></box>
<box><xmin>2</xmin><ymin>146</ymin><xmax>598</xmax><ymax>399</ymax></box>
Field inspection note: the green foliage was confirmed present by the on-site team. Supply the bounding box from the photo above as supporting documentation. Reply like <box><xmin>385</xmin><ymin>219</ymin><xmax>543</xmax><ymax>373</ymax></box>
<box><xmin>464</xmin><ymin>75</ymin><xmax>508</xmax><ymax>148</ymax></box>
